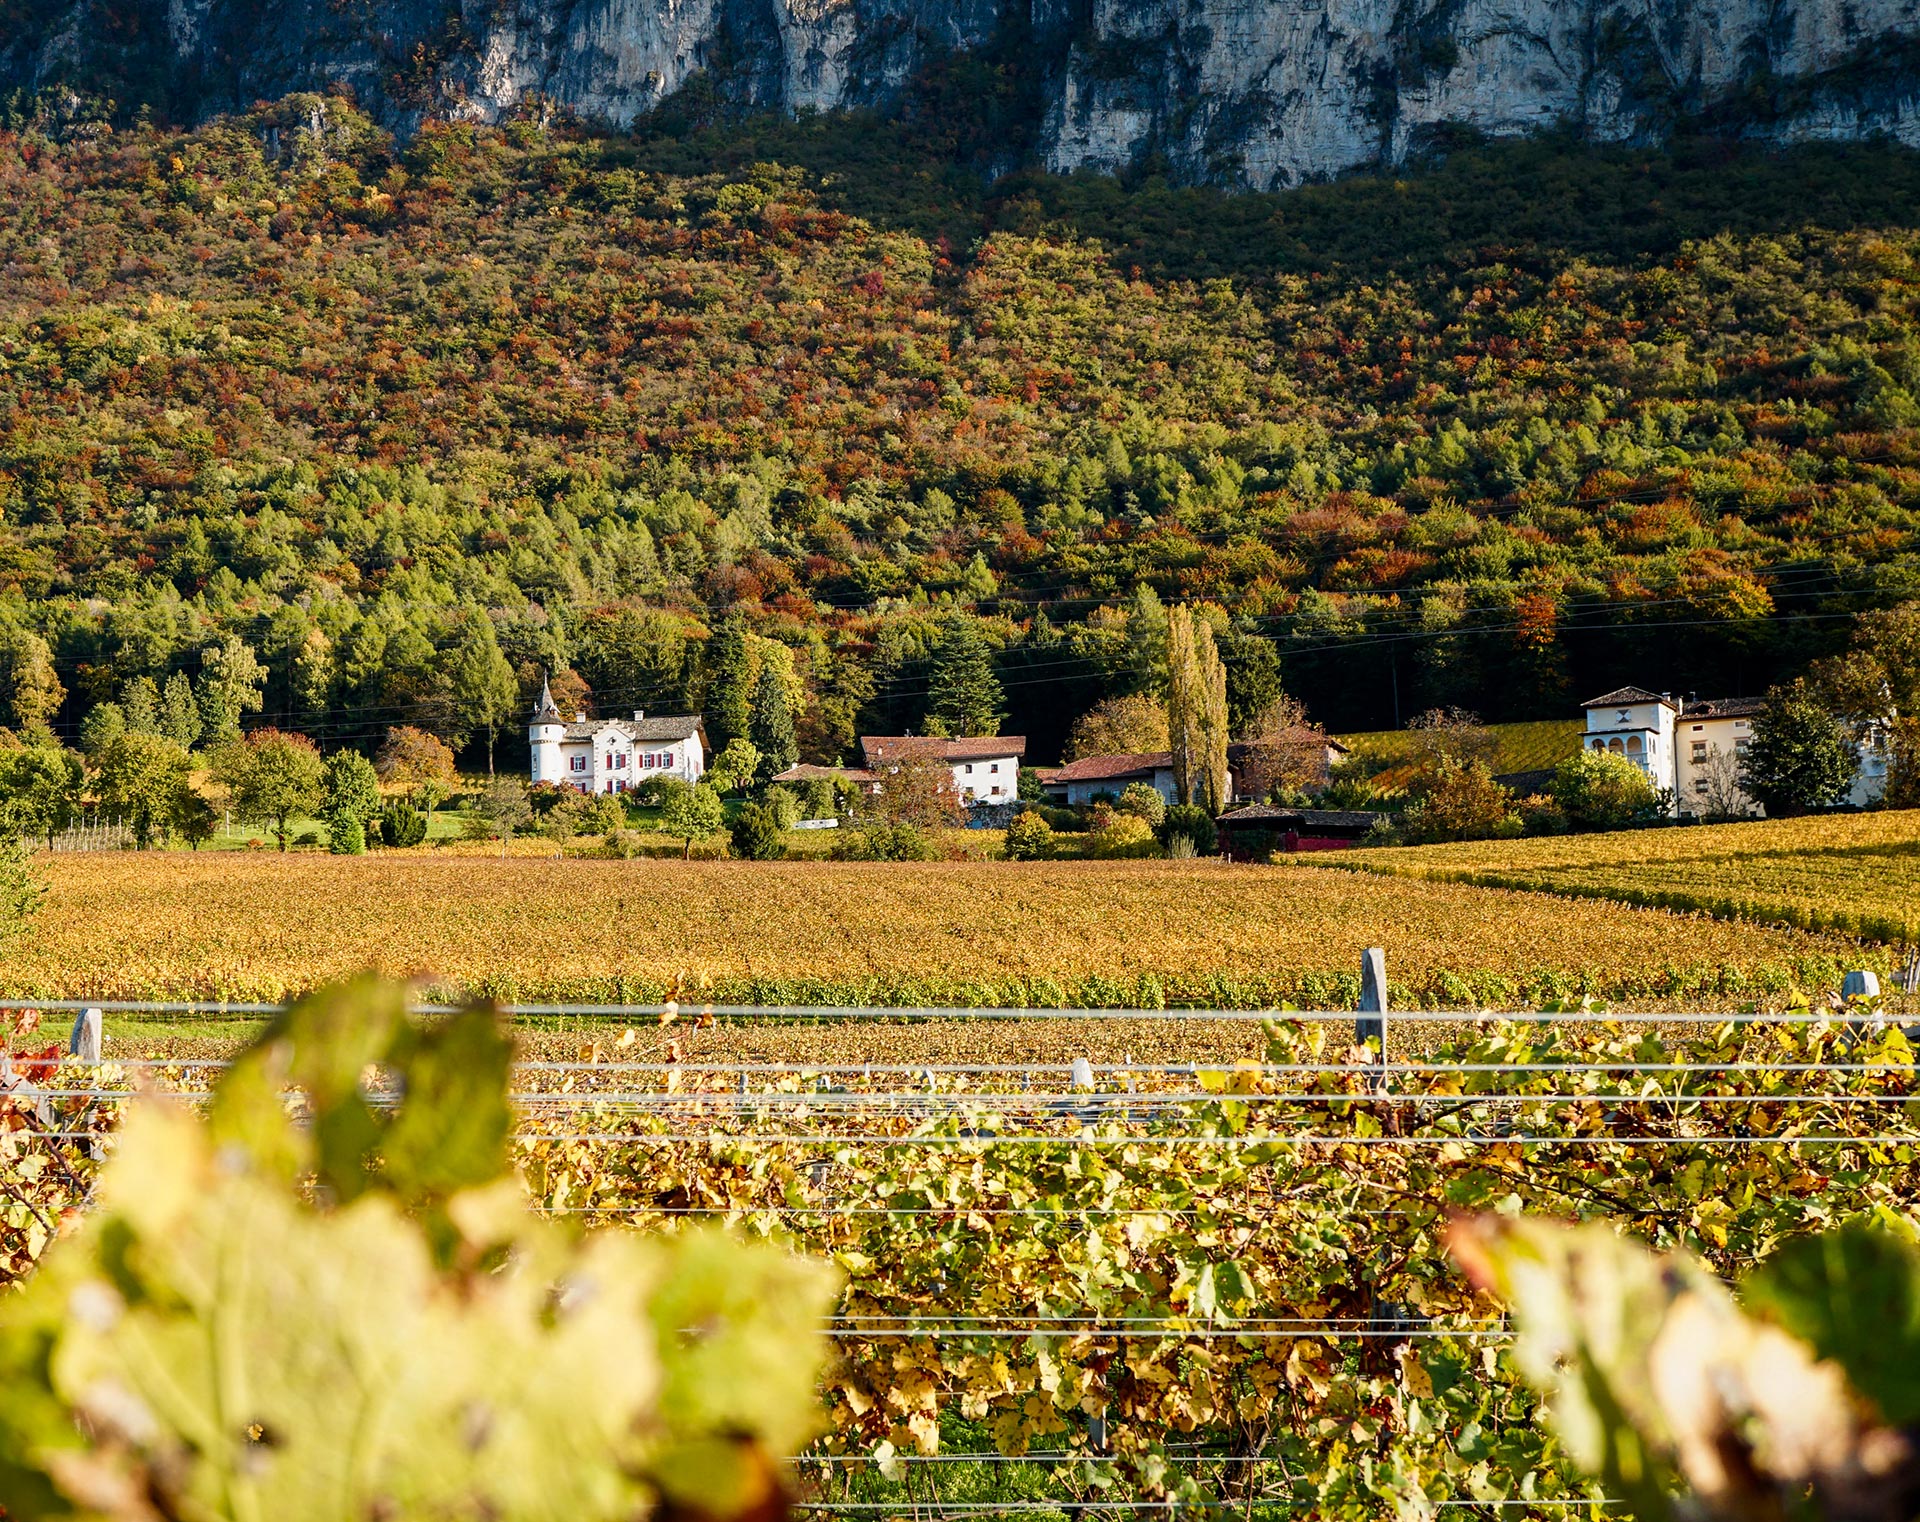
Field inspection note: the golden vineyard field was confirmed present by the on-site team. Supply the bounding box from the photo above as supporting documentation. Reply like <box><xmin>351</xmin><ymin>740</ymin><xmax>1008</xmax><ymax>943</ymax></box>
<box><xmin>8</xmin><ymin>853</ymin><xmax>1894</xmax><ymax>1011</ymax></box>
<box><xmin>1319</xmin><ymin>807</ymin><xmax>1920</xmax><ymax>943</ymax></box>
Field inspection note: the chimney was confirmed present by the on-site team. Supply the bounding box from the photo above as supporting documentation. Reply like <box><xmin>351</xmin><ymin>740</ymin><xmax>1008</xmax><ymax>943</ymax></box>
<box><xmin>574</xmin><ymin>712</ymin><xmax>587</xmax><ymax>724</ymax></box>
<box><xmin>634</xmin><ymin>709</ymin><xmax>645</xmax><ymax>721</ymax></box>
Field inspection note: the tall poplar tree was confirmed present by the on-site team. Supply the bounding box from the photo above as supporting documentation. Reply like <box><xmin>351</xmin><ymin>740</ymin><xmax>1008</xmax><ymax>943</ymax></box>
<box><xmin>926</xmin><ymin>619</ymin><xmax>1004</xmax><ymax>737</ymax></box>
<box><xmin>1168</xmin><ymin>605</ymin><xmax>1230</xmax><ymax>814</ymax></box>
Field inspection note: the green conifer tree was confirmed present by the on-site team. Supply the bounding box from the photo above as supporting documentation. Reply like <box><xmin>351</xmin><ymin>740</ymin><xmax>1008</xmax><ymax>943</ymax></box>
<box><xmin>701</xmin><ymin>613</ymin><xmax>753</xmax><ymax>752</ymax></box>
<box><xmin>926</xmin><ymin>620</ymin><xmax>1003</xmax><ymax>737</ymax></box>
<box><xmin>750</xmin><ymin>660</ymin><xmax>798</xmax><ymax>786</ymax></box>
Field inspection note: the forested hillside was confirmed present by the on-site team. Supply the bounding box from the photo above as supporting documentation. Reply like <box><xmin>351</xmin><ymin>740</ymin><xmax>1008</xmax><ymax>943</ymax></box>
<box><xmin>4</xmin><ymin>94</ymin><xmax>1920</xmax><ymax>766</ymax></box>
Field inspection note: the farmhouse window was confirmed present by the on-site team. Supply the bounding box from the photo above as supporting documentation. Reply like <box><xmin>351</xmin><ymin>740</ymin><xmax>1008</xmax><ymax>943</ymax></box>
<box><xmin>1735</xmin><ymin>738</ymin><xmax>1751</xmax><ymax>755</ymax></box>
<box><xmin>571</xmin><ymin>756</ymin><xmax>586</xmax><ymax>773</ymax></box>
<box><xmin>1691</xmin><ymin>742</ymin><xmax>1707</xmax><ymax>762</ymax></box>
<box><xmin>965</xmin><ymin>763</ymin><xmax>974</xmax><ymax>773</ymax></box>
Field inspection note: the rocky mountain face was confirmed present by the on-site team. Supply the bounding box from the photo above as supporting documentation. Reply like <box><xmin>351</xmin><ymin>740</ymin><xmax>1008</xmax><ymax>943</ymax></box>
<box><xmin>10</xmin><ymin>0</ymin><xmax>1920</xmax><ymax>188</ymax></box>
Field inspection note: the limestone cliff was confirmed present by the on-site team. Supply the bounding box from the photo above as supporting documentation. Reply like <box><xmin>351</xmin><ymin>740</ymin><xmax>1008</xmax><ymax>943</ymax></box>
<box><xmin>9</xmin><ymin>0</ymin><xmax>1920</xmax><ymax>188</ymax></box>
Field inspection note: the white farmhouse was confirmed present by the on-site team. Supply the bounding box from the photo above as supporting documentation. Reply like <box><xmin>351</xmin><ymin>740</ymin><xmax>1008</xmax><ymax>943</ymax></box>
<box><xmin>529</xmin><ymin>678</ymin><xmax>706</xmax><ymax>795</ymax></box>
<box><xmin>1579</xmin><ymin>685</ymin><xmax>1888</xmax><ymax>816</ymax></box>
<box><xmin>860</xmin><ymin>735</ymin><xmax>1026</xmax><ymax>806</ymax></box>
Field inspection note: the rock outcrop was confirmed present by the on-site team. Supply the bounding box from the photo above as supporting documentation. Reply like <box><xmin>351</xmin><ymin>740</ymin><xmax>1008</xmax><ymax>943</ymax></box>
<box><xmin>9</xmin><ymin>0</ymin><xmax>1920</xmax><ymax>188</ymax></box>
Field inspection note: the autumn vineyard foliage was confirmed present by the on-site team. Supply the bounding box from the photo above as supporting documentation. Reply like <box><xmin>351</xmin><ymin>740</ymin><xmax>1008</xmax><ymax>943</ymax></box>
<box><xmin>0</xmin><ymin>852</ymin><xmax>1902</xmax><ymax>1009</ymax></box>
<box><xmin>1325</xmin><ymin>805</ymin><xmax>1920</xmax><ymax>944</ymax></box>
<box><xmin>7</xmin><ymin>988</ymin><xmax>1920</xmax><ymax>1516</ymax></box>
<box><xmin>3</xmin><ymin>100</ymin><xmax>1920</xmax><ymax>760</ymax></box>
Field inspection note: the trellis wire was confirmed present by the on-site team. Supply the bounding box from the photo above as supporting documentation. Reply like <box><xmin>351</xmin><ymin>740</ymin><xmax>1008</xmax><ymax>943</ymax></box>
<box><xmin>2</xmin><ymin>997</ymin><xmax>1902</xmax><ymax>1024</ymax></box>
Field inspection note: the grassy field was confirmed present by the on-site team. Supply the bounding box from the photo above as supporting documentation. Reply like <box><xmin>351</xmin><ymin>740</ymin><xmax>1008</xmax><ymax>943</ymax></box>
<box><xmin>1313</xmin><ymin>808</ymin><xmax>1920</xmax><ymax>943</ymax></box>
<box><xmin>5</xmin><ymin>853</ymin><xmax>1889</xmax><ymax>1012</ymax></box>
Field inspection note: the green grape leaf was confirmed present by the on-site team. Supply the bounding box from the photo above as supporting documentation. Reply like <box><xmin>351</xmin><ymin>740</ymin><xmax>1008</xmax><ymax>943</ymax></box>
<box><xmin>1745</xmin><ymin>1220</ymin><xmax>1920</xmax><ymax>1426</ymax></box>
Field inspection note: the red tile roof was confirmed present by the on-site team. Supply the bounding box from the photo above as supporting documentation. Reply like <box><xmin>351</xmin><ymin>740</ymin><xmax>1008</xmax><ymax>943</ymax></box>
<box><xmin>1037</xmin><ymin>751</ymin><xmax>1173</xmax><ymax>785</ymax></box>
<box><xmin>773</xmin><ymin>764</ymin><xmax>875</xmax><ymax>783</ymax></box>
<box><xmin>860</xmin><ymin>736</ymin><xmax>1027</xmax><ymax>767</ymax></box>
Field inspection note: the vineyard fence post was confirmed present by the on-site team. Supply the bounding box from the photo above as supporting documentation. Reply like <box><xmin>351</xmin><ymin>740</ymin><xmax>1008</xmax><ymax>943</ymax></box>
<box><xmin>1842</xmin><ymin>968</ymin><xmax>1882</xmax><ymax>1041</ymax></box>
<box><xmin>1356</xmin><ymin>947</ymin><xmax>1387</xmax><ymax>1064</ymax></box>
<box><xmin>68</xmin><ymin>1006</ymin><xmax>102</xmax><ymax>1065</ymax></box>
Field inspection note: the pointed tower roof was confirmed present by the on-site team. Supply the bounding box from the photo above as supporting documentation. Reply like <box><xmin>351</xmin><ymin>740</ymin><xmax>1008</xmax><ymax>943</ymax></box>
<box><xmin>532</xmin><ymin>672</ymin><xmax>561</xmax><ymax>724</ymax></box>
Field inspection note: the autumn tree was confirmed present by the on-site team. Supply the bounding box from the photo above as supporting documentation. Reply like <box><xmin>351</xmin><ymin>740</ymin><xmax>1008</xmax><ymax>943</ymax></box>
<box><xmin>1235</xmin><ymin>694</ymin><xmax>1332</xmax><ymax>800</ymax></box>
<box><xmin>866</xmin><ymin>748</ymin><xmax>966</xmax><ymax>829</ymax></box>
<box><xmin>1068</xmin><ymin>693</ymin><xmax>1170</xmax><ymax>760</ymax></box>
<box><xmin>375</xmin><ymin>725</ymin><xmax>458</xmax><ymax>811</ymax></box>
<box><xmin>0</xmin><ymin>628</ymin><xmax>63</xmax><ymax>733</ymax></box>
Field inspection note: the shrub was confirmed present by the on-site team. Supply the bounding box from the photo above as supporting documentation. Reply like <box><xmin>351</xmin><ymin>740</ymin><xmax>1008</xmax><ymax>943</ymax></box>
<box><xmin>762</xmin><ymin>784</ymin><xmax>801</xmax><ymax>830</ymax></box>
<box><xmin>733</xmin><ymin>802</ymin><xmax>786</xmax><ymax>860</ymax></box>
<box><xmin>603</xmin><ymin>828</ymin><xmax>645</xmax><ymax>859</ymax></box>
<box><xmin>801</xmin><ymin>777</ymin><xmax>838</xmax><ymax>818</ymax></box>
<box><xmin>1090</xmin><ymin>812</ymin><xmax>1158</xmax><ymax>859</ymax></box>
<box><xmin>327</xmin><ymin>816</ymin><xmax>366</xmax><ymax>855</ymax></box>
<box><xmin>830</xmin><ymin>822</ymin><xmax>936</xmax><ymax>861</ymax></box>
<box><xmin>1548</xmin><ymin>749</ymin><xmax>1665</xmax><ymax>830</ymax></box>
<box><xmin>1159</xmin><ymin>803</ymin><xmax>1216</xmax><ymax>855</ymax></box>
<box><xmin>1004</xmin><ymin>809</ymin><xmax>1055</xmax><ymax>861</ymax></box>
<box><xmin>1039</xmin><ymin>805</ymin><xmax>1084</xmax><ymax>832</ymax></box>
<box><xmin>379</xmin><ymin>800</ymin><xmax>427</xmax><ymax>847</ymax></box>
<box><xmin>580</xmin><ymin>792</ymin><xmax>627</xmax><ymax>834</ymax></box>
<box><xmin>294</xmin><ymin>829</ymin><xmax>323</xmax><ymax>848</ymax></box>
<box><xmin>1399</xmin><ymin>758</ymin><xmax>1522</xmax><ymax>845</ymax></box>
<box><xmin>1518</xmin><ymin>792</ymin><xmax>1570</xmax><ymax>836</ymax></box>
<box><xmin>1165</xmin><ymin>832</ymin><xmax>1198</xmax><ymax>859</ymax></box>
<box><xmin>1116</xmin><ymin>781</ymin><xmax>1166</xmax><ymax>827</ymax></box>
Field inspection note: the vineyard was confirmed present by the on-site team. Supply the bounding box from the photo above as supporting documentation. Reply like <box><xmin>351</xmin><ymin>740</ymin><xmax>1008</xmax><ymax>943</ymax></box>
<box><xmin>1</xmin><ymin>853</ymin><xmax>1899</xmax><ymax>1010</ymax></box>
<box><xmin>1319</xmin><ymin>807</ymin><xmax>1920</xmax><ymax>945</ymax></box>
<box><xmin>5</xmin><ymin>985</ymin><xmax>1920</xmax><ymax>1518</ymax></box>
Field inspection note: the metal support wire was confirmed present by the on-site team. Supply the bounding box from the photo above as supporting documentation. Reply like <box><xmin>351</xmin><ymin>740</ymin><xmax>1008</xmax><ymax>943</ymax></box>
<box><xmin>1</xmin><ymin>996</ymin><xmax>1899</xmax><ymax>1023</ymax></box>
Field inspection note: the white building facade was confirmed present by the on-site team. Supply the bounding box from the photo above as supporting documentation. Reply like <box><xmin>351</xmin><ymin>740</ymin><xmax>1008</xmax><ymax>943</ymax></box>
<box><xmin>529</xmin><ymin>679</ymin><xmax>706</xmax><ymax>795</ymax></box>
<box><xmin>860</xmin><ymin>736</ymin><xmax>1027</xmax><ymax>806</ymax></box>
<box><xmin>1580</xmin><ymin>685</ymin><xmax>1888</xmax><ymax>817</ymax></box>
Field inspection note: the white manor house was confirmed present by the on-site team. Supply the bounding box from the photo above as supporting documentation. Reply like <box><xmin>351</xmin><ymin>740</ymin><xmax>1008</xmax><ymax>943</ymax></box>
<box><xmin>528</xmin><ymin>678</ymin><xmax>707</xmax><ymax>794</ymax></box>
<box><xmin>1580</xmin><ymin>685</ymin><xmax>1889</xmax><ymax>816</ymax></box>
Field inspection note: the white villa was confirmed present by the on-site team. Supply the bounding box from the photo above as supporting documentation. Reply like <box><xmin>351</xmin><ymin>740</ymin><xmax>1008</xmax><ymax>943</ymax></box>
<box><xmin>1580</xmin><ymin>685</ymin><xmax>1889</xmax><ymax>816</ymax></box>
<box><xmin>529</xmin><ymin>678</ymin><xmax>706</xmax><ymax>794</ymax></box>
